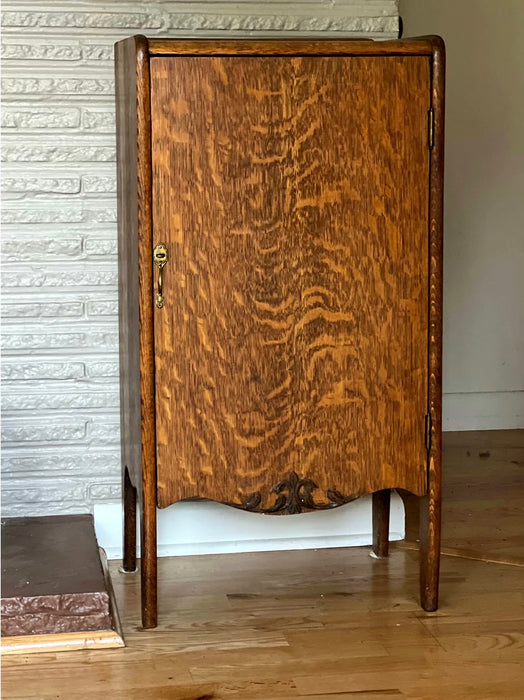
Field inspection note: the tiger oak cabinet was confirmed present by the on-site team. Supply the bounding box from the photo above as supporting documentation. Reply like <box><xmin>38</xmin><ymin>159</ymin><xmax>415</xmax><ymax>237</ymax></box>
<box><xmin>115</xmin><ymin>35</ymin><xmax>445</xmax><ymax>629</ymax></box>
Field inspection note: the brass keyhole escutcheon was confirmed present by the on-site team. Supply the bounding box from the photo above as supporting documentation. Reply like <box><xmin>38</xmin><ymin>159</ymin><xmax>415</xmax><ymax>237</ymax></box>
<box><xmin>153</xmin><ymin>243</ymin><xmax>168</xmax><ymax>308</ymax></box>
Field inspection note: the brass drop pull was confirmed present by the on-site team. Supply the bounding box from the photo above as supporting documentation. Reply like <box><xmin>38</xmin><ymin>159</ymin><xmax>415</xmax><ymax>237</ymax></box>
<box><xmin>153</xmin><ymin>243</ymin><xmax>168</xmax><ymax>308</ymax></box>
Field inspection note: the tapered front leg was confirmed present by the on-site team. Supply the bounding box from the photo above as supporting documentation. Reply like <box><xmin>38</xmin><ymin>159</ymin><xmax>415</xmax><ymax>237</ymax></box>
<box><xmin>141</xmin><ymin>471</ymin><xmax>158</xmax><ymax>629</ymax></box>
<box><xmin>419</xmin><ymin>492</ymin><xmax>441</xmax><ymax>611</ymax></box>
<box><xmin>420</xmin><ymin>410</ymin><xmax>442</xmax><ymax>612</ymax></box>
<box><xmin>121</xmin><ymin>466</ymin><xmax>137</xmax><ymax>573</ymax></box>
<box><xmin>372</xmin><ymin>489</ymin><xmax>391</xmax><ymax>558</ymax></box>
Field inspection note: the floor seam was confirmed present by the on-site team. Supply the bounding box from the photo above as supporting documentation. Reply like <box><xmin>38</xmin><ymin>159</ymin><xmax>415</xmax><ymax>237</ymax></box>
<box><xmin>394</xmin><ymin>542</ymin><xmax>524</xmax><ymax>568</ymax></box>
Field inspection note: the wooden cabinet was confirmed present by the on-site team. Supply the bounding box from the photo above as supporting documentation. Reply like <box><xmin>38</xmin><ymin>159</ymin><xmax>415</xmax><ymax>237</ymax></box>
<box><xmin>115</xmin><ymin>35</ymin><xmax>445</xmax><ymax>629</ymax></box>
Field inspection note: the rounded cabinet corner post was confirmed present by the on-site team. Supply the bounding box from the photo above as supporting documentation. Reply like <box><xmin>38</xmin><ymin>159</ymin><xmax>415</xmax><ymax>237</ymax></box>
<box><xmin>116</xmin><ymin>37</ymin><xmax>444</xmax><ymax>628</ymax></box>
<box><xmin>420</xmin><ymin>32</ymin><xmax>445</xmax><ymax>613</ymax></box>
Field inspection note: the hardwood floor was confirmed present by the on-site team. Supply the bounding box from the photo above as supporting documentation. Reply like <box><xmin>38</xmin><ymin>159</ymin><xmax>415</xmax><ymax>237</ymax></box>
<box><xmin>3</xmin><ymin>430</ymin><xmax>523</xmax><ymax>699</ymax></box>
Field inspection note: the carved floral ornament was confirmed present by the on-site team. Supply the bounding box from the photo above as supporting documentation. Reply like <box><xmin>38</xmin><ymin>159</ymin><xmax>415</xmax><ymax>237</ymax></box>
<box><xmin>230</xmin><ymin>470</ymin><xmax>357</xmax><ymax>515</ymax></box>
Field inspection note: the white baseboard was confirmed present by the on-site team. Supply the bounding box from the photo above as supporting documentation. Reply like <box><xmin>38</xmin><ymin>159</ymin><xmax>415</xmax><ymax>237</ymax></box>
<box><xmin>94</xmin><ymin>493</ymin><xmax>405</xmax><ymax>561</ymax></box>
<box><xmin>443</xmin><ymin>391</ymin><xmax>524</xmax><ymax>431</ymax></box>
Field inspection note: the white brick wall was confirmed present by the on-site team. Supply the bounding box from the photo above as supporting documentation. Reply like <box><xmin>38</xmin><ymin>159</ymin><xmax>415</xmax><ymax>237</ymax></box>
<box><xmin>1</xmin><ymin>1</ymin><xmax>399</xmax><ymax>518</ymax></box>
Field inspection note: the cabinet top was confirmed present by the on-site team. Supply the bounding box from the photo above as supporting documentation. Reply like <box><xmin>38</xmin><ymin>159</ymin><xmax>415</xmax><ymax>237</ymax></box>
<box><xmin>115</xmin><ymin>35</ymin><xmax>444</xmax><ymax>59</ymax></box>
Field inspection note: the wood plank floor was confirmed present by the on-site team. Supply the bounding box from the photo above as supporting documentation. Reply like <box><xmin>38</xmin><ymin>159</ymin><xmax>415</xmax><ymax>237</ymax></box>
<box><xmin>3</xmin><ymin>430</ymin><xmax>524</xmax><ymax>699</ymax></box>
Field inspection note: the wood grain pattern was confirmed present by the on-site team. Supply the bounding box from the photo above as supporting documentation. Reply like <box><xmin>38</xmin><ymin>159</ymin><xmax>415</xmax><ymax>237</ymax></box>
<box><xmin>148</xmin><ymin>37</ymin><xmax>437</xmax><ymax>57</ymax></box>
<box><xmin>151</xmin><ymin>54</ymin><xmax>431</xmax><ymax>509</ymax></box>
<box><xmin>1</xmin><ymin>629</ymin><xmax>124</xmax><ymax>656</ymax></box>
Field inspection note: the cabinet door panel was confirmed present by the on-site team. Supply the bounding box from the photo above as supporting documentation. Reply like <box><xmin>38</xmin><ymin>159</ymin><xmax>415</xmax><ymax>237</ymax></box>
<box><xmin>151</xmin><ymin>55</ymin><xmax>430</xmax><ymax>509</ymax></box>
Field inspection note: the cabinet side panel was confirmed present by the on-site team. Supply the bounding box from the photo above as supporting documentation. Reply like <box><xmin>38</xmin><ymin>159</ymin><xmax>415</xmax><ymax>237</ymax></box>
<box><xmin>116</xmin><ymin>37</ymin><xmax>157</xmax><ymax>626</ymax></box>
<box><xmin>115</xmin><ymin>38</ymin><xmax>141</xmax><ymax>494</ymax></box>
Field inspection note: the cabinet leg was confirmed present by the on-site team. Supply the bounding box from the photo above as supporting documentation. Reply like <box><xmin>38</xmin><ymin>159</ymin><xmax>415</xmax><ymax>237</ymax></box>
<box><xmin>140</xmin><ymin>478</ymin><xmax>158</xmax><ymax>629</ymax></box>
<box><xmin>121</xmin><ymin>466</ymin><xmax>137</xmax><ymax>573</ymax></box>
<box><xmin>372</xmin><ymin>489</ymin><xmax>391</xmax><ymax>558</ymax></box>
<box><xmin>419</xmin><ymin>493</ymin><xmax>441</xmax><ymax>611</ymax></box>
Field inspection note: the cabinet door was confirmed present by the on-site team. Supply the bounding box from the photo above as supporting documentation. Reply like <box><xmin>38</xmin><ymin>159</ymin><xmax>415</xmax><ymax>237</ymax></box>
<box><xmin>151</xmin><ymin>54</ymin><xmax>431</xmax><ymax>510</ymax></box>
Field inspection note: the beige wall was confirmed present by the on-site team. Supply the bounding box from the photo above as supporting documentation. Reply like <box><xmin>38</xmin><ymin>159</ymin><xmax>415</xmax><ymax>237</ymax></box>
<box><xmin>400</xmin><ymin>0</ymin><xmax>524</xmax><ymax>429</ymax></box>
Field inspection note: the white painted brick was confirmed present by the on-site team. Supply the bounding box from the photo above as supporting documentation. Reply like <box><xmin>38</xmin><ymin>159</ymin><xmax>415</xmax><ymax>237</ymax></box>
<box><xmin>2</xmin><ymin>237</ymin><xmax>83</xmax><ymax>261</ymax></box>
<box><xmin>2</xmin><ymin>78</ymin><xmax>114</xmax><ymax>96</ymax></box>
<box><xmin>85</xmin><ymin>361</ymin><xmax>119</xmax><ymax>378</ymax></box>
<box><xmin>2</xmin><ymin>11</ymin><xmax>165</xmax><ymax>30</ymax></box>
<box><xmin>2</xmin><ymin>389</ymin><xmax>119</xmax><ymax>412</ymax></box>
<box><xmin>1</xmin><ymin>0</ymin><xmax>398</xmax><ymax>518</ymax></box>
<box><xmin>1</xmin><ymin>107</ymin><xmax>80</xmax><ymax>129</ymax></box>
<box><xmin>84</xmin><ymin>238</ymin><xmax>117</xmax><ymax>256</ymax></box>
<box><xmin>88</xmin><ymin>482</ymin><xmax>121</xmax><ymax>500</ymax></box>
<box><xmin>1</xmin><ymin>361</ymin><xmax>86</xmax><ymax>381</ymax></box>
<box><xmin>91</xmin><ymin>208</ymin><xmax>117</xmax><ymax>223</ymax></box>
<box><xmin>89</xmin><ymin>422</ymin><xmax>120</xmax><ymax>444</ymax></box>
<box><xmin>82</xmin><ymin>175</ymin><xmax>116</xmax><ymax>193</ymax></box>
<box><xmin>1</xmin><ymin>329</ymin><xmax>119</xmax><ymax>352</ymax></box>
<box><xmin>87</xmin><ymin>300</ymin><xmax>118</xmax><ymax>317</ymax></box>
<box><xmin>165</xmin><ymin>13</ymin><xmax>396</xmax><ymax>33</ymax></box>
<box><xmin>1</xmin><ymin>479</ymin><xmax>88</xmax><ymax>510</ymax></box>
<box><xmin>2</xmin><ymin>235</ymin><xmax>82</xmax><ymax>262</ymax></box>
<box><xmin>2</xmin><ymin>451</ymin><xmax>120</xmax><ymax>476</ymax></box>
<box><xmin>1</xmin><ymin>43</ymin><xmax>82</xmax><ymax>61</ymax></box>
<box><xmin>1</xmin><ymin>144</ymin><xmax>116</xmax><ymax>162</ymax></box>
<box><xmin>82</xmin><ymin>110</ymin><xmax>115</xmax><ymax>130</ymax></box>
<box><xmin>82</xmin><ymin>45</ymin><xmax>114</xmax><ymax>62</ymax></box>
<box><xmin>1</xmin><ymin>500</ymin><xmax>90</xmax><ymax>517</ymax></box>
<box><xmin>1</xmin><ymin>204</ymin><xmax>117</xmax><ymax>224</ymax></box>
<box><xmin>1</xmin><ymin>266</ymin><xmax>117</xmax><ymax>289</ymax></box>
<box><xmin>1</xmin><ymin>205</ymin><xmax>84</xmax><ymax>224</ymax></box>
<box><xmin>1</xmin><ymin>301</ymin><xmax>84</xmax><ymax>319</ymax></box>
<box><xmin>2</xmin><ymin>420</ymin><xmax>88</xmax><ymax>444</ymax></box>
<box><xmin>2</xmin><ymin>177</ymin><xmax>81</xmax><ymax>194</ymax></box>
